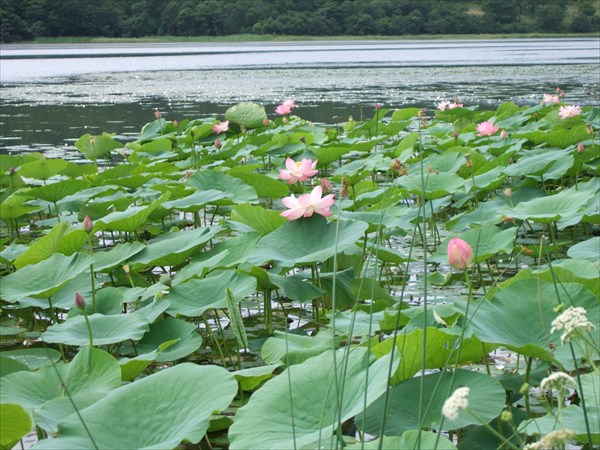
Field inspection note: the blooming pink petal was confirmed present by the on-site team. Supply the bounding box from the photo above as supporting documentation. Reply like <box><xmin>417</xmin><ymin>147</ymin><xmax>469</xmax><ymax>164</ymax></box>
<box><xmin>283</xmin><ymin>99</ymin><xmax>297</xmax><ymax>109</ymax></box>
<box><xmin>212</xmin><ymin>121</ymin><xmax>229</xmax><ymax>134</ymax></box>
<box><xmin>558</xmin><ymin>105</ymin><xmax>582</xmax><ymax>120</ymax></box>
<box><xmin>476</xmin><ymin>121</ymin><xmax>498</xmax><ymax>137</ymax></box>
<box><xmin>280</xmin><ymin>185</ymin><xmax>335</xmax><ymax>221</ymax></box>
<box><xmin>275</xmin><ymin>104</ymin><xmax>292</xmax><ymax>115</ymax></box>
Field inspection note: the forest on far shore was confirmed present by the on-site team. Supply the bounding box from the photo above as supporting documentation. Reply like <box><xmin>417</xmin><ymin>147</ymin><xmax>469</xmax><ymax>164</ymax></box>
<box><xmin>1</xmin><ymin>0</ymin><xmax>599</xmax><ymax>43</ymax></box>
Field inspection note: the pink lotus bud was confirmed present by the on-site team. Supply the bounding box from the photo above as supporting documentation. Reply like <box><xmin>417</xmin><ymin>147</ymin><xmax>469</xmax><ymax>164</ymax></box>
<box><xmin>173</xmin><ymin>120</ymin><xmax>179</xmax><ymax>127</ymax></box>
<box><xmin>215</xmin><ymin>138</ymin><xmax>222</xmax><ymax>149</ymax></box>
<box><xmin>9</xmin><ymin>166</ymin><xmax>15</xmax><ymax>176</ymax></box>
<box><xmin>321</xmin><ymin>178</ymin><xmax>333</xmax><ymax>194</ymax></box>
<box><xmin>500</xmin><ymin>130</ymin><xmax>508</xmax><ymax>139</ymax></box>
<box><xmin>447</xmin><ymin>238</ymin><xmax>474</xmax><ymax>270</ymax></box>
<box><xmin>375</xmin><ymin>102</ymin><xmax>382</xmax><ymax>110</ymax></box>
<box><xmin>282</xmin><ymin>117</ymin><xmax>288</xmax><ymax>124</ymax></box>
<box><xmin>577</xmin><ymin>142</ymin><xmax>585</xmax><ymax>153</ymax></box>
<box><xmin>82</xmin><ymin>215</ymin><xmax>93</xmax><ymax>233</ymax></box>
<box><xmin>453</xmin><ymin>130</ymin><xmax>459</xmax><ymax>139</ymax></box>
<box><xmin>263</xmin><ymin>118</ymin><xmax>270</xmax><ymax>126</ymax></box>
<box><xmin>504</xmin><ymin>188</ymin><xmax>512</xmax><ymax>197</ymax></box>
<box><xmin>184</xmin><ymin>171</ymin><xmax>193</xmax><ymax>179</ymax></box>
<box><xmin>555</xmin><ymin>87</ymin><xmax>561</xmax><ymax>94</ymax></box>
<box><xmin>154</xmin><ymin>110</ymin><xmax>162</xmax><ymax>120</ymax></box>
<box><xmin>75</xmin><ymin>292</ymin><xmax>86</xmax><ymax>309</ymax></box>
<box><xmin>122</xmin><ymin>264</ymin><xmax>130</xmax><ymax>275</ymax></box>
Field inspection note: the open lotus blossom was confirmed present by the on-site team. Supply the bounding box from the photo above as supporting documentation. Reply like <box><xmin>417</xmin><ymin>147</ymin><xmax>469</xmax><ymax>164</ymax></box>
<box><xmin>278</xmin><ymin>157</ymin><xmax>318</xmax><ymax>184</ymax></box>
<box><xmin>275</xmin><ymin>103</ymin><xmax>292</xmax><ymax>115</ymax></box>
<box><xmin>543</xmin><ymin>94</ymin><xmax>560</xmax><ymax>105</ymax></box>
<box><xmin>281</xmin><ymin>185</ymin><xmax>335</xmax><ymax>221</ymax></box>
<box><xmin>476</xmin><ymin>121</ymin><xmax>499</xmax><ymax>137</ymax></box>
<box><xmin>283</xmin><ymin>98</ymin><xmax>298</xmax><ymax>109</ymax></box>
<box><xmin>558</xmin><ymin>105</ymin><xmax>582</xmax><ymax>120</ymax></box>
<box><xmin>447</xmin><ymin>238</ymin><xmax>474</xmax><ymax>270</ymax></box>
<box><xmin>436</xmin><ymin>99</ymin><xmax>463</xmax><ymax>111</ymax></box>
<box><xmin>211</xmin><ymin>121</ymin><xmax>229</xmax><ymax>134</ymax></box>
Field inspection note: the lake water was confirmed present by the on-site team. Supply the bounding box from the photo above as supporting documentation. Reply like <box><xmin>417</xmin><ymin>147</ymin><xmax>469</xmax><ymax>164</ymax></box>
<box><xmin>1</xmin><ymin>38</ymin><xmax>599</xmax><ymax>157</ymax></box>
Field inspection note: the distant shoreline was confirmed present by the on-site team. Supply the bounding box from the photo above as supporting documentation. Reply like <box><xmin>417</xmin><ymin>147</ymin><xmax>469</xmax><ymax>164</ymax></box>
<box><xmin>5</xmin><ymin>32</ymin><xmax>599</xmax><ymax>46</ymax></box>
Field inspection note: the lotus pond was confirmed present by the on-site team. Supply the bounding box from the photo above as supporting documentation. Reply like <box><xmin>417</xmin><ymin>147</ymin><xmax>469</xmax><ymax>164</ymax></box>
<box><xmin>0</xmin><ymin>96</ymin><xmax>599</xmax><ymax>450</ymax></box>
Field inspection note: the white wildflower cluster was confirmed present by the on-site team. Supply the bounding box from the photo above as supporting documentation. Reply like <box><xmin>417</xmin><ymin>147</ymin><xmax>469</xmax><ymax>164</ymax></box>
<box><xmin>540</xmin><ymin>372</ymin><xmax>576</xmax><ymax>393</ymax></box>
<box><xmin>550</xmin><ymin>306</ymin><xmax>596</xmax><ymax>344</ymax></box>
<box><xmin>441</xmin><ymin>386</ymin><xmax>470</xmax><ymax>421</ymax></box>
<box><xmin>523</xmin><ymin>429</ymin><xmax>577</xmax><ymax>450</ymax></box>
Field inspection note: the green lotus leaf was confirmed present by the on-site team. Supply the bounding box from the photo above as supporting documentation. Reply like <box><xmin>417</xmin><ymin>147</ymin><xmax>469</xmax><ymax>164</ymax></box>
<box><xmin>268</xmin><ymin>273</ymin><xmax>325</xmax><ymax>302</ymax></box>
<box><xmin>18</xmin><ymin>158</ymin><xmax>68</xmax><ymax>180</ymax></box>
<box><xmin>0</xmin><ymin>193</ymin><xmax>41</xmax><ymax>221</ymax></box>
<box><xmin>0</xmin><ymin>241</ymin><xmax>28</xmax><ymax>265</ymax></box>
<box><xmin>250</xmin><ymin>215</ymin><xmax>368</xmax><ymax>268</ymax></box>
<box><xmin>509</xmin><ymin>190</ymin><xmax>592</xmax><ymax>226</ymax></box>
<box><xmin>92</xmin><ymin>241</ymin><xmax>146</xmax><ymax>272</ymax></box>
<box><xmin>0</xmin><ymin>348</ymin><xmax>61</xmax><ymax>371</ymax></box>
<box><xmin>567</xmin><ymin>237</ymin><xmax>600</xmax><ymax>261</ymax></box>
<box><xmin>59</xmin><ymin>161</ymin><xmax>98</xmax><ymax>178</ymax></box>
<box><xmin>0</xmin><ymin>356</ymin><xmax>31</xmax><ymax>377</ymax></box>
<box><xmin>359</xmin><ymin>369</ymin><xmax>505</xmax><ymax>435</ymax></box>
<box><xmin>398</xmin><ymin>171</ymin><xmax>465</xmax><ymax>199</ymax></box>
<box><xmin>230</xmin><ymin>203</ymin><xmax>286</xmax><ymax>236</ymax></box>
<box><xmin>162</xmin><ymin>189</ymin><xmax>227</xmax><ymax>212</ymax></box>
<box><xmin>137</xmin><ymin>318</ymin><xmax>202</xmax><ymax>362</ymax></box>
<box><xmin>1</xmin><ymin>253</ymin><xmax>92</xmax><ymax>302</ymax></box>
<box><xmin>0</xmin><ymin>347</ymin><xmax>121</xmax><ymax>433</ymax></box>
<box><xmin>94</xmin><ymin>193</ymin><xmax>167</xmax><ymax>232</ymax></box>
<box><xmin>32</xmin><ymin>363</ymin><xmax>237</xmax><ymax>450</ymax></box>
<box><xmin>14</xmin><ymin>222</ymin><xmax>69</xmax><ymax>269</ymax></box>
<box><xmin>186</xmin><ymin>170</ymin><xmax>257</xmax><ymax>204</ymax></box>
<box><xmin>229</xmin><ymin>347</ymin><xmax>398</xmax><ymax>450</ymax></box>
<box><xmin>260</xmin><ymin>330</ymin><xmax>335</xmax><ymax>366</ymax></box>
<box><xmin>167</xmin><ymin>269</ymin><xmax>256</xmax><ymax>317</ymax></box>
<box><xmin>27</xmin><ymin>179</ymin><xmax>90</xmax><ymax>204</ymax></box>
<box><xmin>346</xmin><ymin>431</ymin><xmax>456</xmax><ymax>450</ymax></box>
<box><xmin>311</xmin><ymin>146</ymin><xmax>352</xmax><ymax>166</ymax></box>
<box><xmin>128</xmin><ymin>226</ymin><xmax>220</xmax><ymax>270</ymax></box>
<box><xmin>502</xmin><ymin>148</ymin><xmax>572</xmax><ymax>179</ymax></box>
<box><xmin>58</xmin><ymin>229</ymin><xmax>89</xmax><ymax>256</ymax></box>
<box><xmin>75</xmin><ymin>133</ymin><xmax>122</xmax><ymax>161</ymax></box>
<box><xmin>0</xmin><ymin>404</ymin><xmax>32</xmax><ymax>449</ymax></box>
<box><xmin>233</xmin><ymin>364</ymin><xmax>281</xmax><ymax>391</ymax></box>
<box><xmin>43</xmin><ymin>313</ymin><xmax>149</xmax><ymax>346</ymax></box>
<box><xmin>454</xmin><ymin>279</ymin><xmax>599</xmax><ymax>365</ymax></box>
<box><xmin>225</xmin><ymin>102</ymin><xmax>268</xmax><ymax>130</ymax></box>
<box><xmin>229</xmin><ymin>172</ymin><xmax>288</xmax><ymax>199</ymax></box>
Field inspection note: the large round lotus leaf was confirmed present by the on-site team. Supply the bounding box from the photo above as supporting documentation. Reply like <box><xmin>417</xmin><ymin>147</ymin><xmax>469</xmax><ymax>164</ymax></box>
<box><xmin>250</xmin><ymin>215</ymin><xmax>368</xmax><ymax>268</ymax></box>
<box><xmin>230</xmin><ymin>203</ymin><xmax>287</xmax><ymax>236</ymax></box>
<box><xmin>137</xmin><ymin>318</ymin><xmax>202</xmax><ymax>362</ymax></box>
<box><xmin>0</xmin><ymin>348</ymin><xmax>61</xmax><ymax>370</ymax></box>
<box><xmin>31</xmin><ymin>363</ymin><xmax>237</xmax><ymax>450</ymax></box>
<box><xmin>18</xmin><ymin>158</ymin><xmax>68</xmax><ymax>180</ymax></box>
<box><xmin>509</xmin><ymin>190</ymin><xmax>592</xmax><ymax>225</ymax></box>
<box><xmin>127</xmin><ymin>226</ymin><xmax>220</xmax><ymax>270</ymax></box>
<box><xmin>398</xmin><ymin>171</ymin><xmax>465</xmax><ymax>200</ymax></box>
<box><xmin>358</xmin><ymin>369</ymin><xmax>505</xmax><ymax>435</ymax></box>
<box><xmin>229</xmin><ymin>347</ymin><xmax>398</xmax><ymax>450</ymax></box>
<box><xmin>43</xmin><ymin>313</ymin><xmax>149</xmax><ymax>346</ymax></box>
<box><xmin>0</xmin><ymin>194</ymin><xmax>43</xmax><ymax>221</ymax></box>
<box><xmin>225</xmin><ymin>102</ymin><xmax>268</xmax><ymax>129</ymax></box>
<box><xmin>567</xmin><ymin>237</ymin><xmax>600</xmax><ymax>261</ymax></box>
<box><xmin>0</xmin><ymin>403</ymin><xmax>32</xmax><ymax>449</ymax></box>
<box><xmin>94</xmin><ymin>194</ymin><xmax>167</xmax><ymax>232</ymax></box>
<box><xmin>27</xmin><ymin>179</ymin><xmax>90</xmax><ymax>203</ymax></box>
<box><xmin>186</xmin><ymin>170</ymin><xmax>257</xmax><ymax>204</ymax></box>
<box><xmin>92</xmin><ymin>241</ymin><xmax>146</xmax><ymax>272</ymax></box>
<box><xmin>13</xmin><ymin>222</ymin><xmax>69</xmax><ymax>269</ymax></box>
<box><xmin>167</xmin><ymin>269</ymin><xmax>256</xmax><ymax>317</ymax></box>
<box><xmin>1</xmin><ymin>347</ymin><xmax>121</xmax><ymax>433</ymax></box>
<box><xmin>454</xmin><ymin>279</ymin><xmax>599</xmax><ymax>365</ymax></box>
<box><xmin>0</xmin><ymin>253</ymin><xmax>92</xmax><ymax>302</ymax></box>
<box><xmin>261</xmin><ymin>330</ymin><xmax>334</xmax><ymax>366</ymax></box>
<box><xmin>74</xmin><ymin>133</ymin><xmax>122</xmax><ymax>161</ymax></box>
<box><xmin>346</xmin><ymin>431</ymin><xmax>456</xmax><ymax>450</ymax></box>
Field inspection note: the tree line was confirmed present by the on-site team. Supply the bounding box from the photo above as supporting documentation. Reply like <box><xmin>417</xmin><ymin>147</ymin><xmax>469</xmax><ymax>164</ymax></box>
<box><xmin>1</xmin><ymin>0</ymin><xmax>598</xmax><ymax>43</ymax></box>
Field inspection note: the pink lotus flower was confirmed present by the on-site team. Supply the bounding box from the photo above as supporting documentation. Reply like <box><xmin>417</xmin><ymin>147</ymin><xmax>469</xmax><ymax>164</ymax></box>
<box><xmin>283</xmin><ymin>99</ymin><xmax>298</xmax><ymax>109</ymax></box>
<box><xmin>577</xmin><ymin>142</ymin><xmax>585</xmax><ymax>153</ymax></box>
<box><xmin>476</xmin><ymin>121</ymin><xmax>499</xmax><ymax>137</ymax></box>
<box><xmin>275</xmin><ymin>103</ymin><xmax>292</xmax><ymax>115</ymax></box>
<box><xmin>212</xmin><ymin>121</ymin><xmax>229</xmax><ymax>134</ymax></box>
<box><xmin>437</xmin><ymin>99</ymin><xmax>463</xmax><ymax>111</ymax></box>
<box><xmin>281</xmin><ymin>185</ymin><xmax>335</xmax><ymax>221</ymax></box>
<box><xmin>278</xmin><ymin>158</ymin><xmax>318</xmax><ymax>184</ymax></box>
<box><xmin>154</xmin><ymin>110</ymin><xmax>162</xmax><ymax>120</ymax></box>
<box><xmin>447</xmin><ymin>238</ymin><xmax>474</xmax><ymax>270</ymax></box>
<box><xmin>558</xmin><ymin>105</ymin><xmax>582</xmax><ymax>120</ymax></box>
<box><xmin>543</xmin><ymin>94</ymin><xmax>560</xmax><ymax>105</ymax></box>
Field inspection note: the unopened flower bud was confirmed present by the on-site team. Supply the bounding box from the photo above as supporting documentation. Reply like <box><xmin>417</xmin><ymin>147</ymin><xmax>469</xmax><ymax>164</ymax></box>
<box><xmin>504</xmin><ymin>188</ymin><xmax>512</xmax><ymax>198</ymax></box>
<box><xmin>173</xmin><ymin>120</ymin><xmax>179</xmax><ymax>127</ymax></box>
<box><xmin>519</xmin><ymin>383</ymin><xmax>530</xmax><ymax>395</ymax></box>
<box><xmin>447</xmin><ymin>238</ymin><xmax>474</xmax><ymax>270</ymax></box>
<box><xmin>321</xmin><ymin>178</ymin><xmax>333</xmax><ymax>194</ymax></box>
<box><xmin>82</xmin><ymin>215</ymin><xmax>93</xmax><ymax>233</ymax></box>
<box><xmin>453</xmin><ymin>130</ymin><xmax>459</xmax><ymax>139</ymax></box>
<box><xmin>263</xmin><ymin>118</ymin><xmax>270</xmax><ymax>126</ymax></box>
<box><xmin>159</xmin><ymin>273</ymin><xmax>171</xmax><ymax>286</ymax></box>
<box><xmin>500</xmin><ymin>130</ymin><xmax>508</xmax><ymax>139</ymax></box>
<box><xmin>282</xmin><ymin>117</ymin><xmax>288</xmax><ymax>124</ymax></box>
<box><xmin>375</xmin><ymin>102</ymin><xmax>382</xmax><ymax>110</ymax></box>
<box><xmin>154</xmin><ymin>110</ymin><xmax>162</xmax><ymax>120</ymax></box>
<box><xmin>586</xmin><ymin>124</ymin><xmax>593</xmax><ymax>135</ymax></box>
<box><xmin>9</xmin><ymin>166</ymin><xmax>15</xmax><ymax>176</ymax></box>
<box><xmin>577</xmin><ymin>142</ymin><xmax>585</xmax><ymax>153</ymax></box>
<box><xmin>75</xmin><ymin>292</ymin><xmax>86</xmax><ymax>309</ymax></box>
<box><xmin>122</xmin><ymin>264</ymin><xmax>130</xmax><ymax>275</ymax></box>
<box><xmin>215</xmin><ymin>138</ymin><xmax>222</xmax><ymax>149</ymax></box>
